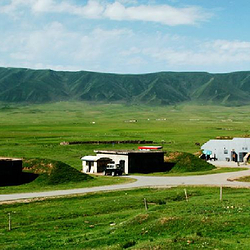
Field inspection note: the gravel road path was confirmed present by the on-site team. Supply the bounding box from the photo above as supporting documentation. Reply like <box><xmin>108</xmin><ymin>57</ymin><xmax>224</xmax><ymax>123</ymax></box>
<box><xmin>1</xmin><ymin>162</ymin><xmax>250</xmax><ymax>202</ymax></box>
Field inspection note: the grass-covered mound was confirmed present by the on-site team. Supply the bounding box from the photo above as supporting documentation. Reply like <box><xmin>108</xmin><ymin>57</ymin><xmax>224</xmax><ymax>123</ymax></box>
<box><xmin>165</xmin><ymin>152</ymin><xmax>215</xmax><ymax>173</ymax></box>
<box><xmin>23</xmin><ymin>158</ymin><xmax>93</xmax><ymax>185</ymax></box>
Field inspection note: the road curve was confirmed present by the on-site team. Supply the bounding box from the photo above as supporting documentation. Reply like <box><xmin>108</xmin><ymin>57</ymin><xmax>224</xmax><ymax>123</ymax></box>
<box><xmin>1</xmin><ymin>164</ymin><xmax>250</xmax><ymax>202</ymax></box>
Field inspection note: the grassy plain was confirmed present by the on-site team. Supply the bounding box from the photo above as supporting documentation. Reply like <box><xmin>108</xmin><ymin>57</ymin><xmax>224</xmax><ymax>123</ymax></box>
<box><xmin>1</xmin><ymin>187</ymin><xmax>250</xmax><ymax>249</ymax></box>
<box><xmin>0</xmin><ymin>101</ymin><xmax>250</xmax><ymax>171</ymax></box>
<box><xmin>132</xmin><ymin>167</ymin><xmax>248</xmax><ymax>176</ymax></box>
<box><xmin>0</xmin><ymin>175</ymin><xmax>134</xmax><ymax>195</ymax></box>
<box><xmin>1</xmin><ymin>102</ymin><xmax>250</xmax><ymax>249</ymax></box>
<box><xmin>236</xmin><ymin>176</ymin><xmax>250</xmax><ymax>182</ymax></box>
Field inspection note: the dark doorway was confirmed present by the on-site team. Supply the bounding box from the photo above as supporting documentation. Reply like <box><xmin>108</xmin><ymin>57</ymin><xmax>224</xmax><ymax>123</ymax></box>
<box><xmin>119</xmin><ymin>160</ymin><xmax>125</xmax><ymax>173</ymax></box>
<box><xmin>231</xmin><ymin>151</ymin><xmax>238</xmax><ymax>162</ymax></box>
<box><xmin>239</xmin><ymin>152</ymin><xmax>247</xmax><ymax>162</ymax></box>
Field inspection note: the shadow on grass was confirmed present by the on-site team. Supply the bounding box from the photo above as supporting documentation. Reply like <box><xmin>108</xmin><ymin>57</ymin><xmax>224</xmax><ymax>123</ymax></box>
<box><xmin>0</xmin><ymin>172</ymin><xmax>39</xmax><ymax>187</ymax></box>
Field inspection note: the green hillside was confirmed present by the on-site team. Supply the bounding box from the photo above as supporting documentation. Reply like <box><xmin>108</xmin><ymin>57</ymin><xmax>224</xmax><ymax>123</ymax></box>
<box><xmin>0</xmin><ymin>67</ymin><xmax>250</xmax><ymax>105</ymax></box>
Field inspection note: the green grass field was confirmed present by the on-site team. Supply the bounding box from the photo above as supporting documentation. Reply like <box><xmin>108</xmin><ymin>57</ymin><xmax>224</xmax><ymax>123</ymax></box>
<box><xmin>1</xmin><ymin>187</ymin><xmax>250</xmax><ymax>249</ymax></box>
<box><xmin>132</xmin><ymin>167</ymin><xmax>248</xmax><ymax>176</ymax></box>
<box><xmin>0</xmin><ymin>156</ymin><xmax>134</xmax><ymax>194</ymax></box>
<box><xmin>1</xmin><ymin>102</ymin><xmax>250</xmax><ymax>170</ymax></box>
<box><xmin>0</xmin><ymin>175</ymin><xmax>134</xmax><ymax>195</ymax></box>
<box><xmin>1</xmin><ymin>102</ymin><xmax>250</xmax><ymax>249</ymax></box>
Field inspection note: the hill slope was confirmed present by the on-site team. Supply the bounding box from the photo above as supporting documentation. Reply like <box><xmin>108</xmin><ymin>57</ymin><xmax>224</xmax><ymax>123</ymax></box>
<box><xmin>0</xmin><ymin>67</ymin><xmax>250</xmax><ymax>105</ymax></box>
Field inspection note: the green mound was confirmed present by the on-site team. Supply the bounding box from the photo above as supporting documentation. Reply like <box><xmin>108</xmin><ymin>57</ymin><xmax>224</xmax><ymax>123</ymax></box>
<box><xmin>166</xmin><ymin>152</ymin><xmax>215</xmax><ymax>173</ymax></box>
<box><xmin>23</xmin><ymin>158</ymin><xmax>93</xmax><ymax>185</ymax></box>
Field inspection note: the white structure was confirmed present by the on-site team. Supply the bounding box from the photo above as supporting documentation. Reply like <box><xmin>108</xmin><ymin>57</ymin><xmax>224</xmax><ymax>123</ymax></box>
<box><xmin>81</xmin><ymin>152</ymin><xmax>129</xmax><ymax>174</ymax></box>
<box><xmin>81</xmin><ymin>156</ymin><xmax>99</xmax><ymax>173</ymax></box>
<box><xmin>81</xmin><ymin>150</ymin><xmax>164</xmax><ymax>174</ymax></box>
<box><xmin>201</xmin><ymin>138</ymin><xmax>250</xmax><ymax>162</ymax></box>
<box><xmin>95</xmin><ymin>150</ymin><xmax>128</xmax><ymax>174</ymax></box>
<box><xmin>81</xmin><ymin>156</ymin><xmax>111</xmax><ymax>173</ymax></box>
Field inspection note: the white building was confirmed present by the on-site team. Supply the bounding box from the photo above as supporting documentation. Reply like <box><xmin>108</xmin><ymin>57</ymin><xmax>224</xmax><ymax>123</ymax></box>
<box><xmin>81</xmin><ymin>156</ymin><xmax>111</xmax><ymax>173</ymax></box>
<box><xmin>201</xmin><ymin>138</ymin><xmax>250</xmax><ymax>162</ymax></box>
<box><xmin>81</xmin><ymin>150</ymin><xmax>164</xmax><ymax>174</ymax></box>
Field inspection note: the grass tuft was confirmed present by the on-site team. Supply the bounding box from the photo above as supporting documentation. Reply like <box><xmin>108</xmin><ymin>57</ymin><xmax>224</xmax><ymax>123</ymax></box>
<box><xmin>234</xmin><ymin>176</ymin><xmax>250</xmax><ymax>183</ymax></box>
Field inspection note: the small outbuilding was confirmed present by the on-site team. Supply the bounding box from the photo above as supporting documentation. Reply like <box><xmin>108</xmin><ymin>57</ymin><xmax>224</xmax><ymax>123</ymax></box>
<box><xmin>0</xmin><ymin>157</ymin><xmax>23</xmax><ymax>185</ymax></box>
<box><xmin>80</xmin><ymin>156</ymin><xmax>112</xmax><ymax>173</ymax></box>
<box><xmin>201</xmin><ymin>138</ymin><xmax>250</xmax><ymax>162</ymax></box>
<box><xmin>81</xmin><ymin>150</ymin><xmax>165</xmax><ymax>174</ymax></box>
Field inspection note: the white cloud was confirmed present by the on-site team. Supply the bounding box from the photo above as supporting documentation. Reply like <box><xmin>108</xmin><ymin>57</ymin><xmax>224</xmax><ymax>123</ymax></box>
<box><xmin>2</xmin><ymin>18</ymin><xmax>250</xmax><ymax>73</ymax></box>
<box><xmin>0</xmin><ymin>0</ymin><xmax>31</xmax><ymax>16</ymax></box>
<box><xmin>72</xmin><ymin>27</ymin><xmax>134</xmax><ymax>62</ymax></box>
<box><xmin>117</xmin><ymin>0</ymin><xmax>138</xmax><ymax>4</ymax></box>
<box><xmin>0</xmin><ymin>21</ymin><xmax>136</xmax><ymax>72</ymax></box>
<box><xmin>104</xmin><ymin>2</ymin><xmax>210</xmax><ymax>25</ymax></box>
<box><xmin>31</xmin><ymin>0</ymin><xmax>54</xmax><ymax>12</ymax></box>
<box><xmin>126</xmin><ymin>56</ymin><xmax>147</xmax><ymax>66</ymax></box>
<box><xmin>0</xmin><ymin>0</ymin><xmax>104</xmax><ymax>19</ymax></box>
<box><xmin>1</xmin><ymin>0</ymin><xmax>211</xmax><ymax>26</ymax></box>
<box><xmin>31</xmin><ymin>0</ymin><xmax>105</xmax><ymax>18</ymax></box>
<box><xmin>0</xmin><ymin>0</ymin><xmax>249</xmax><ymax>74</ymax></box>
<box><xmin>120</xmin><ymin>46</ymin><xmax>141</xmax><ymax>56</ymax></box>
<box><xmin>81</xmin><ymin>0</ymin><xmax>105</xmax><ymax>18</ymax></box>
<box><xmin>204</xmin><ymin>40</ymin><xmax>250</xmax><ymax>52</ymax></box>
<box><xmin>4</xmin><ymin>21</ymin><xmax>76</xmax><ymax>64</ymax></box>
<box><xmin>143</xmin><ymin>39</ymin><xmax>250</xmax><ymax>68</ymax></box>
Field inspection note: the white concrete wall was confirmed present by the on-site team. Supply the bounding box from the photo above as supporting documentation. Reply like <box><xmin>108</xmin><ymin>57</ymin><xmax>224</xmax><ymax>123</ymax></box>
<box><xmin>202</xmin><ymin>138</ymin><xmax>250</xmax><ymax>161</ymax></box>
<box><xmin>82</xmin><ymin>161</ymin><xmax>97</xmax><ymax>173</ymax></box>
<box><xmin>201</xmin><ymin>139</ymin><xmax>231</xmax><ymax>161</ymax></box>
<box><xmin>96</xmin><ymin>153</ymin><xmax>129</xmax><ymax>174</ymax></box>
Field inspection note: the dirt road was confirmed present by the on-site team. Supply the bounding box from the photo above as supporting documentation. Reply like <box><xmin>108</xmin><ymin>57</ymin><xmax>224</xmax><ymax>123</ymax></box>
<box><xmin>1</xmin><ymin>162</ymin><xmax>250</xmax><ymax>202</ymax></box>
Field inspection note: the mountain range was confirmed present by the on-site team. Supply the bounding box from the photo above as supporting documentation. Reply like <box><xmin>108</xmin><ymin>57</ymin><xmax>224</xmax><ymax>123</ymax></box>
<box><xmin>0</xmin><ymin>67</ymin><xmax>250</xmax><ymax>106</ymax></box>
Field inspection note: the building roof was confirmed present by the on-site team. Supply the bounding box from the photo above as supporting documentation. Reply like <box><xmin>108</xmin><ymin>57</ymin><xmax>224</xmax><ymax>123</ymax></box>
<box><xmin>0</xmin><ymin>157</ymin><xmax>22</xmax><ymax>161</ymax></box>
<box><xmin>81</xmin><ymin>156</ymin><xmax>101</xmax><ymax>161</ymax></box>
<box><xmin>81</xmin><ymin>156</ymin><xmax>111</xmax><ymax>161</ymax></box>
<box><xmin>94</xmin><ymin>150</ymin><xmax>163</xmax><ymax>155</ymax></box>
<box><xmin>138</xmin><ymin>146</ymin><xmax>163</xmax><ymax>150</ymax></box>
<box><xmin>201</xmin><ymin>137</ymin><xmax>250</xmax><ymax>148</ymax></box>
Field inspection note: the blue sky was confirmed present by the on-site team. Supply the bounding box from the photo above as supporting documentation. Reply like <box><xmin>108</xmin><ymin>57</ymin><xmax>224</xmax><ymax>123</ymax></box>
<box><xmin>0</xmin><ymin>0</ymin><xmax>250</xmax><ymax>74</ymax></box>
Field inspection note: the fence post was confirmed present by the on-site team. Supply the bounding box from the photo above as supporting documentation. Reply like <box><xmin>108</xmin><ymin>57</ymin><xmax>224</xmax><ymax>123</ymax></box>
<box><xmin>220</xmin><ymin>186</ymin><xmax>223</xmax><ymax>201</ymax></box>
<box><xmin>144</xmin><ymin>198</ymin><xmax>148</xmax><ymax>211</ymax></box>
<box><xmin>184</xmin><ymin>189</ymin><xmax>188</xmax><ymax>202</ymax></box>
<box><xmin>8</xmin><ymin>213</ymin><xmax>11</xmax><ymax>231</ymax></box>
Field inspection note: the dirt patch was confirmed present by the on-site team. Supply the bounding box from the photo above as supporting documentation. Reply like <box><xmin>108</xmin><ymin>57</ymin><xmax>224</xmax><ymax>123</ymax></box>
<box><xmin>23</xmin><ymin>159</ymin><xmax>56</xmax><ymax>175</ymax></box>
<box><xmin>164</xmin><ymin>152</ymin><xmax>182</xmax><ymax>162</ymax></box>
<box><xmin>160</xmin><ymin>217</ymin><xmax>177</xmax><ymax>225</ymax></box>
<box><xmin>134</xmin><ymin>214</ymin><xmax>149</xmax><ymax>224</ymax></box>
